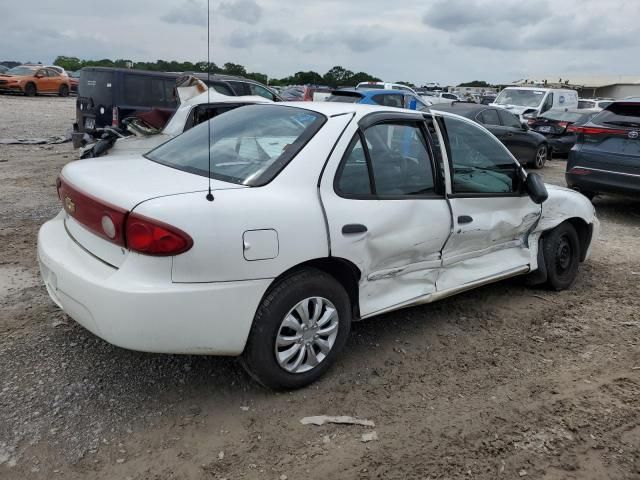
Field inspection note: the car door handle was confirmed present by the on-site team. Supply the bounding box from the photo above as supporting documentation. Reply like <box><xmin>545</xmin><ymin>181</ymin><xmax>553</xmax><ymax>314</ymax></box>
<box><xmin>505</xmin><ymin>132</ymin><xmax>514</xmax><ymax>136</ymax></box>
<box><xmin>458</xmin><ymin>215</ymin><xmax>473</xmax><ymax>224</ymax></box>
<box><xmin>342</xmin><ymin>224</ymin><xmax>368</xmax><ymax>234</ymax></box>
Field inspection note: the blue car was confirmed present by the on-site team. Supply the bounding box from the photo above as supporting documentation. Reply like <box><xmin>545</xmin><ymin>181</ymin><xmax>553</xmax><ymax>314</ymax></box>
<box><xmin>566</xmin><ymin>98</ymin><xmax>640</xmax><ymax>199</ymax></box>
<box><xmin>326</xmin><ymin>88</ymin><xmax>432</xmax><ymax>111</ymax></box>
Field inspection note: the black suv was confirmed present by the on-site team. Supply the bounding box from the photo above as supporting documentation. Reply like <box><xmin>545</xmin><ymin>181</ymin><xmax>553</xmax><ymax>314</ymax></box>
<box><xmin>76</xmin><ymin>68</ymin><xmax>281</xmax><ymax>133</ymax></box>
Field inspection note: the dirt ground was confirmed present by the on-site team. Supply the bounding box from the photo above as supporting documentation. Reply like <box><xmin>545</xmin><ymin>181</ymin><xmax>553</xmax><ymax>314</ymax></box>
<box><xmin>0</xmin><ymin>95</ymin><xmax>638</xmax><ymax>480</ymax></box>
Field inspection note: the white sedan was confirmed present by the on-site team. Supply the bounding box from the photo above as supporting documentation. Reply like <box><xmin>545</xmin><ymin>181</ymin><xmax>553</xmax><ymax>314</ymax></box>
<box><xmin>38</xmin><ymin>102</ymin><xmax>599</xmax><ymax>389</ymax></box>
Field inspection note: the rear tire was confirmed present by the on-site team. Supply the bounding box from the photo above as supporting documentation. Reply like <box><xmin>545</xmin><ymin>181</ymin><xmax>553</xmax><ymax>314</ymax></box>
<box><xmin>543</xmin><ymin>222</ymin><xmax>581</xmax><ymax>291</ymax></box>
<box><xmin>242</xmin><ymin>268</ymin><xmax>351</xmax><ymax>390</ymax></box>
<box><xmin>24</xmin><ymin>83</ymin><xmax>36</xmax><ymax>97</ymax></box>
<box><xmin>59</xmin><ymin>84</ymin><xmax>69</xmax><ymax>97</ymax></box>
<box><xmin>531</xmin><ymin>144</ymin><xmax>548</xmax><ymax>169</ymax></box>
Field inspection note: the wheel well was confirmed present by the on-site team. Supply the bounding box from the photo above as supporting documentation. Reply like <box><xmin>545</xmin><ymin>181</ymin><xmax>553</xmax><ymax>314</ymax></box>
<box><xmin>271</xmin><ymin>258</ymin><xmax>362</xmax><ymax>319</ymax></box>
<box><xmin>566</xmin><ymin>217</ymin><xmax>592</xmax><ymax>262</ymax></box>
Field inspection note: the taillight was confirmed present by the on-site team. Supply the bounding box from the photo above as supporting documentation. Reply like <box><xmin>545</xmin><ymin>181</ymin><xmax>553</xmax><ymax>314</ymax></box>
<box><xmin>57</xmin><ymin>176</ymin><xmax>127</xmax><ymax>246</ymax></box>
<box><xmin>58</xmin><ymin>176</ymin><xmax>193</xmax><ymax>256</ymax></box>
<box><xmin>566</xmin><ymin>125</ymin><xmax>582</xmax><ymax>133</ymax></box>
<box><xmin>112</xmin><ymin>106</ymin><xmax>119</xmax><ymax>127</ymax></box>
<box><xmin>303</xmin><ymin>87</ymin><xmax>313</xmax><ymax>101</ymax></box>
<box><xmin>558</xmin><ymin>121</ymin><xmax>569</xmax><ymax>129</ymax></box>
<box><xmin>581</xmin><ymin>126</ymin><xmax>628</xmax><ymax>136</ymax></box>
<box><xmin>527</xmin><ymin>119</ymin><xmax>536</xmax><ymax>126</ymax></box>
<box><xmin>125</xmin><ymin>213</ymin><xmax>193</xmax><ymax>256</ymax></box>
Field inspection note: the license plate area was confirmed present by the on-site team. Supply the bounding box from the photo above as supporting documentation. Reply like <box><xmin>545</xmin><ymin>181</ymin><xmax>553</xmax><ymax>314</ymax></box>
<box><xmin>84</xmin><ymin>117</ymin><xmax>95</xmax><ymax>130</ymax></box>
<box><xmin>537</xmin><ymin>126</ymin><xmax>551</xmax><ymax>133</ymax></box>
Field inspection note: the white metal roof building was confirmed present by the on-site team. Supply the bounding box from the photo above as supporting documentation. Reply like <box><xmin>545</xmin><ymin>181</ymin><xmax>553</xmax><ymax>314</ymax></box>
<box><xmin>506</xmin><ymin>75</ymin><xmax>640</xmax><ymax>100</ymax></box>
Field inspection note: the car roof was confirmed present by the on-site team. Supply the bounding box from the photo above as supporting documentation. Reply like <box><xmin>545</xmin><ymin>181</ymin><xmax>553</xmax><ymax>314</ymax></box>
<box><xmin>336</xmin><ymin>88</ymin><xmax>411</xmax><ymax>96</ymax></box>
<box><xmin>429</xmin><ymin>103</ymin><xmax>499</xmax><ymax>118</ymax></box>
<box><xmin>181</xmin><ymin>89</ymin><xmax>273</xmax><ymax>107</ymax></box>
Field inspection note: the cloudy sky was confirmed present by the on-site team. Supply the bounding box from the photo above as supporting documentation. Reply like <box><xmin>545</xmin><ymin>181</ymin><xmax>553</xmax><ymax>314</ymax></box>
<box><xmin>2</xmin><ymin>0</ymin><xmax>639</xmax><ymax>84</ymax></box>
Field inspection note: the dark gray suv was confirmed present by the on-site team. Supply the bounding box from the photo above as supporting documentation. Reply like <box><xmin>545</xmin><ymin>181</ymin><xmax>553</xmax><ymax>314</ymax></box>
<box><xmin>566</xmin><ymin>98</ymin><xmax>640</xmax><ymax>199</ymax></box>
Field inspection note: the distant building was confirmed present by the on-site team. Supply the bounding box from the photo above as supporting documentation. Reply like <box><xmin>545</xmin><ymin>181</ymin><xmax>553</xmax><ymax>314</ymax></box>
<box><xmin>449</xmin><ymin>86</ymin><xmax>498</xmax><ymax>95</ymax></box>
<box><xmin>505</xmin><ymin>75</ymin><xmax>640</xmax><ymax>99</ymax></box>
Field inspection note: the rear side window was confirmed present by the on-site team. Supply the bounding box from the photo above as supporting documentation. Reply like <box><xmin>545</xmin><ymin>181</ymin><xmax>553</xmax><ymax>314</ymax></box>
<box><xmin>123</xmin><ymin>75</ymin><xmax>177</xmax><ymax>108</ymax></box>
<box><xmin>479</xmin><ymin>109</ymin><xmax>500</xmax><ymax>126</ymax></box>
<box><xmin>327</xmin><ymin>93</ymin><xmax>362</xmax><ymax>103</ymax></box>
<box><xmin>146</xmin><ymin>105</ymin><xmax>326</xmax><ymax>186</ymax></box>
<box><xmin>79</xmin><ymin>70</ymin><xmax>115</xmax><ymax>104</ymax></box>
<box><xmin>336</xmin><ymin>123</ymin><xmax>436</xmax><ymax>197</ymax></box>
<box><xmin>228</xmin><ymin>81</ymin><xmax>251</xmax><ymax>96</ymax></box>
<box><xmin>592</xmin><ymin>102</ymin><xmax>640</xmax><ymax>127</ymax></box>
<box><xmin>211</xmin><ymin>82</ymin><xmax>234</xmax><ymax>96</ymax></box>
<box><xmin>372</xmin><ymin>94</ymin><xmax>403</xmax><ymax>108</ymax></box>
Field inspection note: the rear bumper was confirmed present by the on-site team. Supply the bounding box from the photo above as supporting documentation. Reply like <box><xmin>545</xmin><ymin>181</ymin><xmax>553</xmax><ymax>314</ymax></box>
<box><xmin>566</xmin><ymin>166</ymin><xmax>640</xmax><ymax>196</ymax></box>
<box><xmin>547</xmin><ymin>135</ymin><xmax>576</xmax><ymax>154</ymax></box>
<box><xmin>37</xmin><ymin>213</ymin><xmax>271</xmax><ymax>355</ymax></box>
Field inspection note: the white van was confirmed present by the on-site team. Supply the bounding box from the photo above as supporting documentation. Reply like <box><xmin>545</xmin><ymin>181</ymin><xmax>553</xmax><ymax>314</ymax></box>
<box><xmin>491</xmin><ymin>87</ymin><xmax>579</xmax><ymax>121</ymax></box>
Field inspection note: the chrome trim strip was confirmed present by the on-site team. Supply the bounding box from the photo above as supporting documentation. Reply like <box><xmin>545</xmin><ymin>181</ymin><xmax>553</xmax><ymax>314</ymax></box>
<box><xmin>572</xmin><ymin>165</ymin><xmax>640</xmax><ymax>179</ymax></box>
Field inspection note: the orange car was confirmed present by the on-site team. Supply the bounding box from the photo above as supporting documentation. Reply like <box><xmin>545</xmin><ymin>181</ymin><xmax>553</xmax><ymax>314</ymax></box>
<box><xmin>0</xmin><ymin>65</ymin><xmax>71</xmax><ymax>97</ymax></box>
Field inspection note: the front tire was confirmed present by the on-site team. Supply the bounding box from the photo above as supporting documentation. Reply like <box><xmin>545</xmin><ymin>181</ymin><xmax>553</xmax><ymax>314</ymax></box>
<box><xmin>24</xmin><ymin>83</ymin><xmax>36</xmax><ymax>97</ymax></box>
<box><xmin>531</xmin><ymin>144</ymin><xmax>548</xmax><ymax>169</ymax></box>
<box><xmin>543</xmin><ymin>222</ymin><xmax>581</xmax><ymax>291</ymax></box>
<box><xmin>242</xmin><ymin>268</ymin><xmax>351</xmax><ymax>390</ymax></box>
<box><xmin>59</xmin><ymin>84</ymin><xmax>69</xmax><ymax>97</ymax></box>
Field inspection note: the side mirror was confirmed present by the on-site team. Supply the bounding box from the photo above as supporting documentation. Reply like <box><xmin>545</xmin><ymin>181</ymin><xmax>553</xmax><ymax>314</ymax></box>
<box><xmin>35</xmin><ymin>73</ymin><xmax>44</xmax><ymax>78</ymax></box>
<box><xmin>525</xmin><ymin>172</ymin><xmax>548</xmax><ymax>204</ymax></box>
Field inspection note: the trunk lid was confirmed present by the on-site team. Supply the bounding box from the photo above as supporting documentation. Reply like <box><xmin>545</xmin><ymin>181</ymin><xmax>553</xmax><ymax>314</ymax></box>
<box><xmin>60</xmin><ymin>156</ymin><xmax>245</xmax><ymax>266</ymax></box>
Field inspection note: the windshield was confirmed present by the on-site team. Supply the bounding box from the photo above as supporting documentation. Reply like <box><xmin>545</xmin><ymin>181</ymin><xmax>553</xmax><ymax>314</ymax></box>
<box><xmin>7</xmin><ymin>66</ymin><xmax>36</xmax><ymax>76</ymax></box>
<box><xmin>494</xmin><ymin>89</ymin><xmax>545</xmax><ymax>108</ymax></box>
<box><xmin>146</xmin><ymin>104</ymin><xmax>326</xmax><ymax>186</ymax></box>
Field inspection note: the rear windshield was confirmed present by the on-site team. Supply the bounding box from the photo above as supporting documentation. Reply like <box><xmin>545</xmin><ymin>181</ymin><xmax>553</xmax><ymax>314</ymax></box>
<box><xmin>326</xmin><ymin>93</ymin><xmax>362</xmax><ymax>103</ymax></box>
<box><xmin>79</xmin><ymin>70</ymin><xmax>115</xmax><ymax>105</ymax></box>
<box><xmin>592</xmin><ymin>102</ymin><xmax>640</xmax><ymax>128</ymax></box>
<box><xmin>123</xmin><ymin>74</ymin><xmax>177</xmax><ymax>108</ymax></box>
<box><xmin>146</xmin><ymin>105</ymin><xmax>326</xmax><ymax>186</ymax></box>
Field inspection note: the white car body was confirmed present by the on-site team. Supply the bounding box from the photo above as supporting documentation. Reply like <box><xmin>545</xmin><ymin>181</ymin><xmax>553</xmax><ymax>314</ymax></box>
<box><xmin>492</xmin><ymin>87</ymin><xmax>579</xmax><ymax>121</ymax></box>
<box><xmin>38</xmin><ymin>102</ymin><xmax>598</xmax><ymax>385</ymax></box>
<box><xmin>577</xmin><ymin>98</ymin><xmax>614</xmax><ymax>112</ymax></box>
<box><xmin>420</xmin><ymin>91</ymin><xmax>461</xmax><ymax>104</ymax></box>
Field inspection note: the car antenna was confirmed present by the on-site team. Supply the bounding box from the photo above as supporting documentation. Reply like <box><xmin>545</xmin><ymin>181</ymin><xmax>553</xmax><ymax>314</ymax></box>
<box><xmin>205</xmin><ymin>0</ymin><xmax>214</xmax><ymax>202</ymax></box>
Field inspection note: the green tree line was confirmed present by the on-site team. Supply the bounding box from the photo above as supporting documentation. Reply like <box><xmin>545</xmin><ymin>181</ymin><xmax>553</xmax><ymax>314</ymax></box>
<box><xmin>52</xmin><ymin>56</ymin><xmax>381</xmax><ymax>88</ymax></box>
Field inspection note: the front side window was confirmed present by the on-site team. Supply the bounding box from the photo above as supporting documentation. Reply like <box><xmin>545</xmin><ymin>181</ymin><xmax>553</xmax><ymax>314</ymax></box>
<box><xmin>541</xmin><ymin>93</ymin><xmax>553</xmax><ymax>113</ymax></box>
<box><xmin>441</xmin><ymin>116</ymin><xmax>520</xmax><ymax>195</ymax></box>
<box><xmin>336</xmin><ymin>123</ymin><xmax>436</xmax><ymax>197</ymax></box>
<box><xmin>146</xmin><ymin>105</ymin><xmax>326</xmax><ymax>186</ymax></box>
